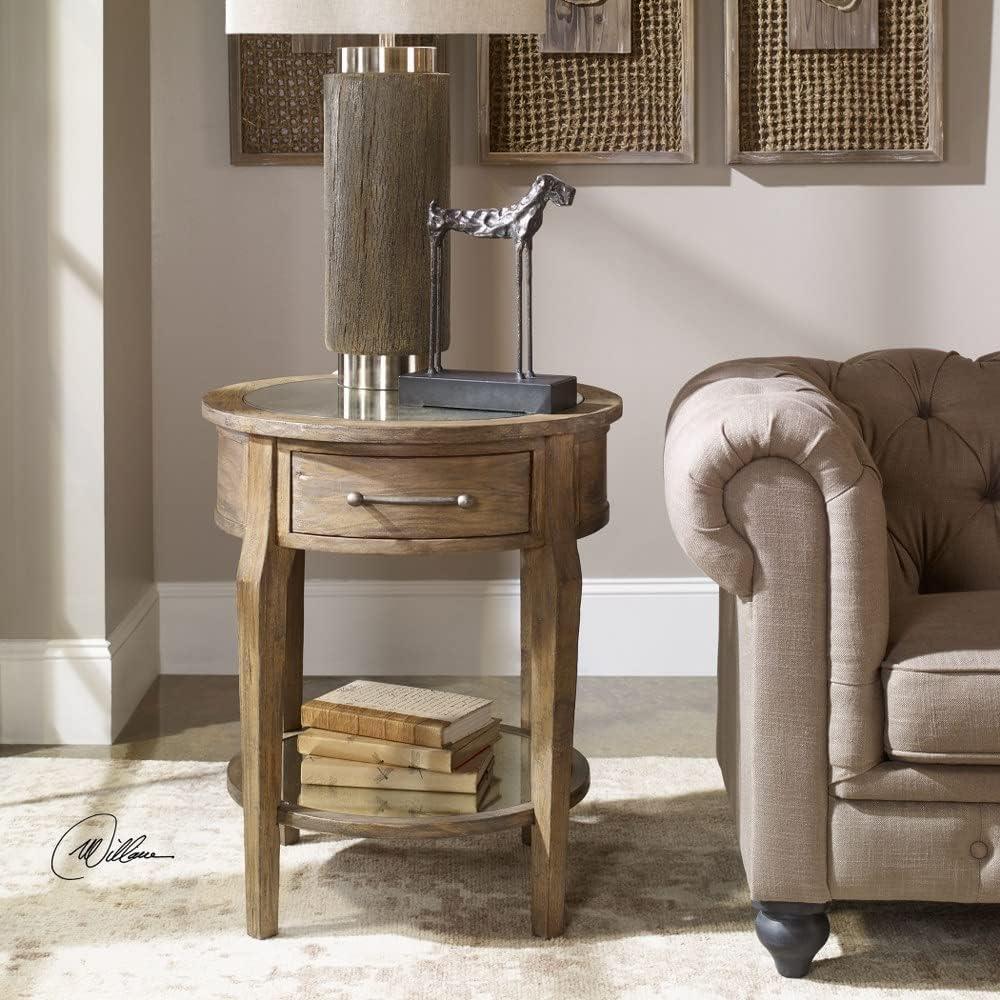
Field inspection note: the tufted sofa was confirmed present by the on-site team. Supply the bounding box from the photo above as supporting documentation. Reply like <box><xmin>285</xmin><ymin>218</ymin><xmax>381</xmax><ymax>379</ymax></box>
<box><xmin>663</xmin><ymin>349</ymin><xmax>1000</xmax><ymax>977</ymax></box>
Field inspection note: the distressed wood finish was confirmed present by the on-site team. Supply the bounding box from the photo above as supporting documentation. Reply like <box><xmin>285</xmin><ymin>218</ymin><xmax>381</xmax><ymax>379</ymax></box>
<box><xmin>278</xmin><ymin>529</ymin><xmax>538</xmax><ymax>557</ymax></box>
<box><xmin>290</xmin><ymin>451</ymin><xmax>531</xmax><ymax>539</ymax></box>
<box><xmin>575</xmin><ymin>432</ymin><xmax>609</xmax><ymax>535</ymax></box>
<box><xmin>524</xmin><ymin>433</ymin><xmax>582</xmax><ymax>938</ymax></box>
<box><xmin>216</xmin><ymin>429</ymin><xmax>247</xmax><ymax>536</ymax></box>
<box><xmin>237</xmin><ymin>437</ymin><xmax>296</xmax><ymax>938</ymax></box>
<box><xmin>204</xmin><ymin>378</ymin><xmax>621</xmax><ymax>445</ymax></box>
<box><xmin>520</xmin><ymin>546</ymin><xmax>534</xmax><ymax>848</ymax></box>
<box><xmin>787</xmin><ymin>0</ymin><xmax>878</xmax><ymax>50</ymax></box>
<box><xmin>726</xmin><ymin>0</ymin><xmax>944</xmax><ymax>164</ymax></box>
<box><xmin>541</xmin><ymin>0</ymin><xmax>631</xmax><ymax>55</ymax></box>
<box><xmin>216</xmin><ymin>431</ymin><xmax>612</xmax><ymax>551</ymax></box>
<box><xmin>207</xmin><ymin>379</ymin><xmax>620</xmax><ymax>939</ymax></box>
<box><xmin>280</xmin><ymin>549</ymin><xmax>304</xmax><ymax>847</ymax></box>
<box><xmin>477</xmin><ymin>0</ymin><xmax>695</xmax><ymax>164</ymax></box>
<box><xmin>324</xmin><ymin>72</ymin><xmax>450</xmax><ymax>356</ymax></box>
<box><xmin>207</xmin><ymin>379</ymin><xmax>620</xmax><ymax>552</ymax></box>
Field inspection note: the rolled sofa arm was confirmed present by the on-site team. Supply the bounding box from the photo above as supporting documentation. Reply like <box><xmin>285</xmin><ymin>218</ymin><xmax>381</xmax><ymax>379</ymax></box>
<box><xmin>665</xmin><ymin>359</ymin><xmax>880</xmax><ymax>600</ymax></box>
<box><xmin>664</xmin><ymin>359</ymin><xmax>890</xmax><ymax>902</ymax></box>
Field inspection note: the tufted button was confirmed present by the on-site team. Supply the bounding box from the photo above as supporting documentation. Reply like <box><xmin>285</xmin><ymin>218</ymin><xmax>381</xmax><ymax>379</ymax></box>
<box><xmin>971</xmin><ymin>841</ymin><xmax>990</xmax><ymax>860</ymax></box>
<box><xmin>916</xmin><ymin>401</ymin><xmax>932</xmax><ymax>419</ymax></box>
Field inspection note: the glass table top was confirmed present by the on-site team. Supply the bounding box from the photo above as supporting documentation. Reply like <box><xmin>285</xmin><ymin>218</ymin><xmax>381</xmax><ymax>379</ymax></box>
<box><xmin>244</xmin><ymin>377</ymin><xmax>584</xmax><ymax>423</ymax></box>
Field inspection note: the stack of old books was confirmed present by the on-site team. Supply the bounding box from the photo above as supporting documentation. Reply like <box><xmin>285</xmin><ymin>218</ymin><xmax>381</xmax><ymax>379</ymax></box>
<box><xmin>296</xmin><ymin>680</ymin><xmax>502</xmax><ymax>818</ymax></box>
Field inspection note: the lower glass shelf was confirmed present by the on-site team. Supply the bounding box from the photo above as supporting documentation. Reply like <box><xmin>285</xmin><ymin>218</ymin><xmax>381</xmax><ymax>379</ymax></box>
<box><xmin>226</xmin><ymin>725</ymin><xmax>590</xmax><ymax>839</ymax></box>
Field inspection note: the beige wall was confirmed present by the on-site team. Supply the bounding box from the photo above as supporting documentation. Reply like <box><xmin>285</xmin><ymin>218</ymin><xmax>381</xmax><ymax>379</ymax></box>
<box><xmin>0</xmin><ymin>0</ymin><xmax>154</xmax><ymax>640</ymax></box>
<box><xmin>151</xmin><ymin>0</ymin><xmax>999</xmax><ymax>585</ymax></box>
<box><xmin>1</xmin><ymin>0</ymin><xmax>108</xmax><ymax>638</ymax></box>
<box><xmin>104</xmin><ymin>0</ymin><xmax>154</xmax><ymax>633</ymax></box>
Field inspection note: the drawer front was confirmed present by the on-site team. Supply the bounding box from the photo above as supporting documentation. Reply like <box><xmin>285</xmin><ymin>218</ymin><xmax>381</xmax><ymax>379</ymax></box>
<box><xmin>290</xmin><ymin>451</ymin><xmax>531</xmax><ymax>539</ymax></box>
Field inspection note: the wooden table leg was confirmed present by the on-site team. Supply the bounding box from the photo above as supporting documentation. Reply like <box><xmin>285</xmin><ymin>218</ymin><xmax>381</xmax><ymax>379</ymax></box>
<box><xmin>280</xmin><ymin>549</ymin><xmax>305</xmax><ymax>847</ymax></box>
<box><xmin>237</xmin><ymin>437</ymin><xmax>295</xmax><ymax>939</ymax></box>
<box><xmin>520</xmin><ymin>552</ymin><xmax>533</xmax><ymax>848</ymax></box>
<box><xmin>525</xmin><ymin>434</ymin><xmax>581</xmax><ymax>939</ymax></box>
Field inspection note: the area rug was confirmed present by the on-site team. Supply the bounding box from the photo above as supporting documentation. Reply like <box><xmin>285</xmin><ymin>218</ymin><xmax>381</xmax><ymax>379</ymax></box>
<box><xmin>2</xmin><ymin>755</ymin><xmax>998</xmax><ymax>1000</ymax></box>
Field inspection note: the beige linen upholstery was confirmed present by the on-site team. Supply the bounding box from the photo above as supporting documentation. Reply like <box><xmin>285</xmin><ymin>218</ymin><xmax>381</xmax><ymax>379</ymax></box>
<box><xmin>665</xmin><ymin>349</ymin><xmax>1000</xmax><ymax>908</ymax></box>
<box><xmin>831</xmin><ymin>352</ymin><xmax>1000</xmax><ymax>596</ymax></box>
<box><xmin>666</xmin><ymin>356</ymin><xmax>889</xmax><ymax>901</ymax></box>
<box><xmin>716</xmin><ymin>463</ymin><xmax>834</xmax><ymax>901</ymax></box>
<box><xmin>835</xmin><ymin>761</ymin><xmax>1000</xmax><ymax>803</ymax></box>
<box><xmin>883</xmin><ymin>591</ymin><xmax>1000</xmax><ymax>764</ymax></box>
<box><xmin>829</xmin><ymin>800</ymin><xmax>1000</xmax><ymax>902</ymax></box>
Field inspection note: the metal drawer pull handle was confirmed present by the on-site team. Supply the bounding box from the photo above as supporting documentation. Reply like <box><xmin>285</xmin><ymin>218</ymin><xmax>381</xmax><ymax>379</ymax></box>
<box><xmin>346</xmin><ymin>491</ymin><xmax>475</xmax><ymax>509</ymax></box>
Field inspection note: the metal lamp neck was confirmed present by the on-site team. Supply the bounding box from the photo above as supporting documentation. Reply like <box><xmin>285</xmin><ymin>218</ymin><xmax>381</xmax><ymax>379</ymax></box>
<box><xmin>336</xmin><ymin>44</ymin><xmax>437</xmax><ymax>74</ymax></box>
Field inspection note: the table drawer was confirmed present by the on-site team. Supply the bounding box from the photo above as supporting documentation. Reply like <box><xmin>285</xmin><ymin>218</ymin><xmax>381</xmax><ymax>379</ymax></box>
<box><xmin>290</xmin><ymin>451</ymin><xmax>531</xmax><ymax>539</ymax></box>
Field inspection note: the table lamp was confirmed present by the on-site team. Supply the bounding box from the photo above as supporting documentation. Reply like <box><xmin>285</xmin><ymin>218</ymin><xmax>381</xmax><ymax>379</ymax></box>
<box><xmin>225</xmin><ymin>1</ymin><xmax>546</xmax><ymax>391</ymax></box>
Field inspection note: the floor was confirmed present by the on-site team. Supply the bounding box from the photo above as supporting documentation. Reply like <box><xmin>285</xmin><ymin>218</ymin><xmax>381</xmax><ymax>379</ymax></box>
<box><xmin>10</xmin><ymin>679</ymin><xmax>1000</xmax><ymax>997</ymax></box>
<box><xmin>0</xmin><ymin>676</ymin><xmax>717</xmax><ymax>762</ymax></box>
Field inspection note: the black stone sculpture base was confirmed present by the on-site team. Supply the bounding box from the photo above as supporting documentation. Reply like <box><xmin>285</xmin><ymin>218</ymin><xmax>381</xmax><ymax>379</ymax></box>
<box><xmin>398</xmin><ymin>370</ymin><xmax>578</xmax><ymax>415</ymax></box>
<box><xmin>752</xmin><ymin>901</ymin><xmax>830</xmax><ymax>979</ymax></box>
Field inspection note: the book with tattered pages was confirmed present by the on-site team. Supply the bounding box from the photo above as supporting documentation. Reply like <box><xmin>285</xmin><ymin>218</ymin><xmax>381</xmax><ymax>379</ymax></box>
<box><xmin>300</xmin><ymin>745</ymin><xmax>494</xmax><ymax>793</ymax></box>
<box><xmin>299</xmin><ymin>680</ymin><xmax>495</xmax><ymax>749</ymax></box>
<box><xmin>298</xmin><ymin>775</ymin><xmax>500</xmax><ymax>817</ymax></box>
<box><xmin>296</xmin><ymin>718</ymin><xmax>501</xmax><ymax>773</ymax></box>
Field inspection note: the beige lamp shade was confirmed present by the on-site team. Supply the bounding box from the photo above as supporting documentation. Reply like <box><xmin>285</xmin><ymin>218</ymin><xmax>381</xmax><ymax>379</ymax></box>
<box><xmin>224</xmin><ymin>0</ymin><xmax>545</xmax><ymax>35</ymax></box>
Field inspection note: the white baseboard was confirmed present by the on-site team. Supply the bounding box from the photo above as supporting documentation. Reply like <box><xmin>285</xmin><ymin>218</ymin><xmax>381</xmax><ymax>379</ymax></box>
<box><xmin>109</xmin><ymin>586</ymin><xmax>161</xmax><ymax>737</ymax></box>
<box><xmin>158</xmin><ymin>577</ymin><xmax>718</xmax><ymax>677</ymax></box>
<box><xmin>0</xmin><ymin>578</ymin><xmax>716</xmax><ymax>742</ymax></box>
<box><xmin>0</xmin><ymin>586</ymin><xmax>160</xmax><ymax>745</ymax></box>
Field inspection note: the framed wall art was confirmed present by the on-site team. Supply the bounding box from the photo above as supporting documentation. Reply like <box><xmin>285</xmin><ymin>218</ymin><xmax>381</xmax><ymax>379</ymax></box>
<box><xmin>228</xmin><ymin>34</ymin><xmax>441</xmax><ymax>165</ymax></box>
<box><xmin>726</xmin><ymin>0</ymin><xmax>944</xmax><ymax>164</ymax></box>
<box><xmin>478</xmin><ymin>0</ymin><xmax>695</xmax><ymax>165</ymax></box>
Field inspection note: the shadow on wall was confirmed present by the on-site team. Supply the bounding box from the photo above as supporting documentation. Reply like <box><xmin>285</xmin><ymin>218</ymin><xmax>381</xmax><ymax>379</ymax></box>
<box><xmin>463</xmin><ymin>0</ymin><xmax>993</xmax><ymax>189</ymax></box>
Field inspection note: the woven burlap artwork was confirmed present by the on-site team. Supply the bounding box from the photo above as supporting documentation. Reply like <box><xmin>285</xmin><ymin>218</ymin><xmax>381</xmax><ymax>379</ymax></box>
<box><xmin>739</xmin><ymin>0</ymin><xmax>932</xmax><ymax>152</ymax></box>
<box><xmin>234</xmin><ymin>35</ymin><xmax>438</xmax><ymax>160</ymax></box>
<box><xmin>488</xmin><ymin>0</ymin><xmax>686</xmax><ymax>154</ymax></box>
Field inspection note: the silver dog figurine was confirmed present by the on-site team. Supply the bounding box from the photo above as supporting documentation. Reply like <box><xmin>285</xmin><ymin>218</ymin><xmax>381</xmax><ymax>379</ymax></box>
<box><xmin>426</xmin><ymin>174</ymin><xmax>576</xmax><ymax>379</ymax></box>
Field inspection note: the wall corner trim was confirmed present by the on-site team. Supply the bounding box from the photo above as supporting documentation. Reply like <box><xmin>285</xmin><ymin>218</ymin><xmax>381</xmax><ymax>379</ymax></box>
<box><xmin>0</xmin><ymin>585</ymin><xmax>160</xmax><ymax>745</ymax></box>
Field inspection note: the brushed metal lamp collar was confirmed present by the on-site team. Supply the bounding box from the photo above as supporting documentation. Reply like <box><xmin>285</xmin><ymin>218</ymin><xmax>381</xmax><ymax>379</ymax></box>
<box><xmin>336</xmin><ymin>43</ymin><xmax>437</xmax><ymax>74</ymax></box>
<box><xmin>336</xmin><ymin>354</ymin><xmax>428</xmax><ymax>391</ymax></box>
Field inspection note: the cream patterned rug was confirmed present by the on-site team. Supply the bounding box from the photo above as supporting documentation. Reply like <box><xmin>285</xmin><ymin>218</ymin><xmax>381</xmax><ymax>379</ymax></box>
<box><xmin>2</xmin><ymin>755</ymin><xmax>999</xmax><ymax>1000</ymax></box>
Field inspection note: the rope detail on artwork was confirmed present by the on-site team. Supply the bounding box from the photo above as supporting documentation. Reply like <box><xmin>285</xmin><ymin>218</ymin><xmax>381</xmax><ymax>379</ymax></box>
<box><xmin>739</xmin><ymin>0</ymin><xmax>931</xmax><ymax>153</ymax></box>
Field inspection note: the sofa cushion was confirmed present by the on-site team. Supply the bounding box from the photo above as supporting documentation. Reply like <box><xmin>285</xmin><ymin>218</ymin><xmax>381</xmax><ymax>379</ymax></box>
<box><xmin>884</xmin><ymin>591</ymin><xmax>1000</xmax><ymax>764</ymax></box>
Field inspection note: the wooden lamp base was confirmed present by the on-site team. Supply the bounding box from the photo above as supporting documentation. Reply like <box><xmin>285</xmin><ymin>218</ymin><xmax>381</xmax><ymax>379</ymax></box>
<box><xmin>324</xmin><ymin>70</ymin><xmax>450</xmax><ymax>365</ymax></box>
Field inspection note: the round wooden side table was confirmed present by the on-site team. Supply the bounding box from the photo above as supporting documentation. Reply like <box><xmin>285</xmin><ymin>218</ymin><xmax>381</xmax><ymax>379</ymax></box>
<box><xmin>202</xmin><ymin>375</ymin><xmax>622</xmax><ymax>941</ymax></box>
